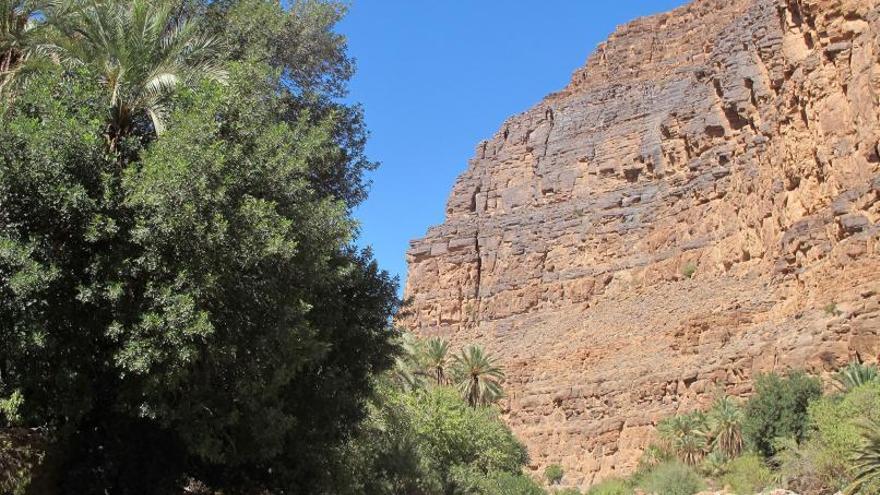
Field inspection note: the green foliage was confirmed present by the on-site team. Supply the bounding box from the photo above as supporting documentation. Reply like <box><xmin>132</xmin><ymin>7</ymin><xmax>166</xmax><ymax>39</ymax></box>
<box><xmin>835</xmin><ymin>362</ymin><xmax>879</xmax><ymax>391</ymax></box>
<box><xmin>339</xmin><ymin>385</ymin><xmax>532</xmax><ymax>495</ymax></box>
<box><xmin>824</xmin><ymin>302</ymin><xmax>840</xmax><ymax>316</ymax></box>
<box><xmin>47</xmin><ymin>0</ymin><xmax>226</xmax><ymax>143</ymax></box>
<box><xmin>774</xmin><ymin>381</ymin><xmax>880</xmax><ymax>494</ymax></box>
<box><xmin>557</xmin><ymin>488</ymin><xmax>583</xmax><ymax>495</ymax></box>
<box><xmin>0</xmin><ymin>430</ymin><xmax>44</xmax><ymax>495</ymax></box>
<box><xmin>657</xmin><ymin>411</ymin><xmax>709</xmax><ymax>465</ymax></box>
<box><xmin>708</xmin><ymin>395</ymin><xmax>744</xmax><ymax>458</ymax></box>
<box><xmin>773</xmin><ymin>436</ymin><xmax>831</xmax><ymax>495</ymax></box>
<box><xmin>545</xmin><ymin>464</ymin><xmax>564</xmax><ymax>485</ymax></box>
<box><xmin>0</xmin><ymin>1</ymin><xmax>398</xmax><ymax>492</ymax></box>
<box><xmin>681</xmin><ymin>262</ymin><xmax>697</xmax><ymax>279</ymax></box>
<box><xmin>638</xmin><ymin>443</ymin><xmax>671</xmax><ymax>472</ymax></box>
<box><xmin>390</xmin><ymin>332</ymin><xmax>427</xmax><ymax>392</ymax></box>
<box><xmin>451</xmin><ymin>466</ymin><xmax>545</xmax><ymax>495</ymax></box>
<box><xmin>425</xmin><ymin>338</ymin><xmax>451</xmax><ymax>386</ymax></box>
<box><xmin>699</xmin><ymin>451</ymin><xmax>728</xmax><ymax>478</ymax></box>
<box><xmin>0</xmin><ymin>0</ymin><xmax>55</xmax><ymax>95</ymax></box>
<box><xmin>719</xmin><ymin>453</ymin><xmax>773</xmax><ymax>494</ymax></box>
<box><xmin>452</xmin><ymin>345</ymin><xmax>505</xmax><ymax>407</ymax></box>
<box><xmin>637</xmin><ymin>461</ymin><xmax>705</xmax><ymax>495</ymax></box>
<box><xmin>586</xmin><ymin>478</ymin><xmax>631</xmax><ymax>495</ymax></box>
<box><xmin>743</xmin><ymin>371</ymin><xmax>822</xmax><ymax>458</ymax></box>
<box><xmin>846</xmin><ymin>420</ymin><xmax>880</xmax><ymax>495</ymax></box>
<box><xmin>404</xmin><ymin>387</ymin><xmax>527</xmax><ymax>482</ymax></box>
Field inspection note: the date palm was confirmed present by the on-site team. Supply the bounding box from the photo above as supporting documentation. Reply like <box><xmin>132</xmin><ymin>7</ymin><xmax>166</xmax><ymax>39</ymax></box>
<box><xmin>424</xmin><ymin>338</ymin><xmax>450</xmax><ymax>386</ymax></box>
<box><xmin>390</xmin><ymin>332</ymin><xmax>425</xmax><ymax>392</ymax></box>
<box><xmin>0</xmin><ymin>0</ymin><xmax>52</xmax><ymax>95</ymax></box>
<box><xmin>46</xmin><ymin>0</ymin><xmax>225</xmax><ymax>148</ymax></box>
<box><xmin>835</xmin><ymin>361</ymin><xmax>879</xmax><ymax>392</ymax></box>
<box><xmin>708</xmin><ymin>395</ymin><xmax>743</xmax><ymax>458</ymax></box>
<box><xmin>845</xmin><ymin>420</ymin><xmax>880</xmax><ymax>495</ymax></box>
<box><xmin>658</xmin><ymin>412</ymin><xmax>709</xmax><ymax>465</ymax></box>
<box><xmin>452</xmin><ymin>345</ymin><xmax>504</xmax><ymax>408</ymax></box>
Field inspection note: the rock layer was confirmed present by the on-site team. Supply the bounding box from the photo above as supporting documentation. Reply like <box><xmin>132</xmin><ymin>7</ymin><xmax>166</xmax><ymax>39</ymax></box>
<box><xmin>401</xmin><ymin>0</ymin><xmax>880</xmax><ymax>488</ymax></box>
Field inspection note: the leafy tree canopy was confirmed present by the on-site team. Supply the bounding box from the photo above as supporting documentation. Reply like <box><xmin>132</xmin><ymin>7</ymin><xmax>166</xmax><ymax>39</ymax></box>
<box><xmin>0</xmin><ymin>1</ymin><xmax>398</xmax><ymax>493</ymax></box>
<box><xmin>743</xmin><ymin>371</ymin><xmax>822</xmax><ymax>459</ymax></box>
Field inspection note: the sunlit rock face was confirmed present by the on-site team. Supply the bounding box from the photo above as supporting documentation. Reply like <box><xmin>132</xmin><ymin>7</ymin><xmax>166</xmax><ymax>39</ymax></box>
<box><xmin>401</xmin><ymin>0</ymin><xmax>880</xmax><ymax>488</ymax></box>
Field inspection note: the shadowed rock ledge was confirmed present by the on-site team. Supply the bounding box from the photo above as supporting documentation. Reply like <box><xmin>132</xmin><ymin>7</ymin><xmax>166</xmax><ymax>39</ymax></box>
<box><xmin>400</xmin><ymin>0</ymin><xmax>880</xmax><ymax>488</ymax></box>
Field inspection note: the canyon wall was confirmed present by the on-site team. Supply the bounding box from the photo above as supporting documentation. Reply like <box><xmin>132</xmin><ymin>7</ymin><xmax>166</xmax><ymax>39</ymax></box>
<box><xmin>400</xmin><ymin>0</ymin><xmax>880</xmax><ymax>489</ymax></box>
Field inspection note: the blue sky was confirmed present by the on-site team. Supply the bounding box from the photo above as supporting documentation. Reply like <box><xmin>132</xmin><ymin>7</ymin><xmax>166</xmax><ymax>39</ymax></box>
<box><xmin>340</xmin><ymin>1</ymin><xmax>688</xmax><ymax>288</ymax></box>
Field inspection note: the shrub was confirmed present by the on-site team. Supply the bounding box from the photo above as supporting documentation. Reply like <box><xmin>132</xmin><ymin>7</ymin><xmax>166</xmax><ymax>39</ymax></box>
<box><xmin>720</xmin><ymin>453</ymin><xmax>773</xmax><ymax>494</ymax></box>
<box><xmin>638</xmin><ymin>461</ymin><xmax>705</xmax><ymax>495</ymax></box>
<box><xmin>775</xmin><ymin>381</ymin><xmax>880</xmax><ymax>494</ymax></box>
<box><xmin>824</xmin><ymin>302</ymin><xmax>840</xmax><ymax>316</ymax></box>
<box><xmin>847</xmin><ymin>420</ymin><xmax>880</xmax><ymax>495</ymax></box>
<box><xmin>450</xmin><ymin>466</ymin><xmax>545</xmax><ymax>495</ymax></box>
<box><xmin>557</xmin><ymin>488</ymin><xmax>582</xmax><ymax>495</ymax></box>
<box><xmin>773</xmin><ymin>436</ymin><xmax>836</xmax><ymax>495</ymax></box>
<box><xmin>681</xmin><ymin>262</ymin><xmax>697</xmax><ymax>279</ymax></box>
<box><xmin>545</xmin><ymin>464</ymin><xmax>564</xmax><ymax>485</ymax></box>
<box><xmin>743</xmin><ymin>371</ymin><xmax>822</xmax><ymax>458</ymax></box>
<box><xmin>637</xmin><ymin>444</ymin><xmax>671</xmax><ymax>472</ymax></box>
<box><xmin>403</xmin><ymin>387</ymin><xmax>529</xmax><ymax>490</ymax></box>
<box><xmin>834</xmin><ymin>362</ymin><xmax>879</xmax><ymax>391</ymax></box>
<box><xmin>586</xmin><ymin>477</ymin><xmax>632</xmax><ymax>495</ymax></box>
<box><xmin>699</xmin><ymin>451</ymin><xmax>728</xmax><ymax>478</ymax></box>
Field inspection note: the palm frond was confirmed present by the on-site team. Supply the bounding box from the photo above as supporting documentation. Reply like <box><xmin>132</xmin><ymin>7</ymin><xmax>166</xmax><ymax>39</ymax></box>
<box><xmin>44</xmin><ymin>0</ymin><xmax>225</xmax><ymax>138</ymax></box>
<box><xmin>845</xmin><ymin>420</ymin><xmax>880</xmax><ymax>495</ymax></box>
<box><xmin>451</xmin><ymin>345</ymin><xmax>505</xmax><ymax>407</ymax></box>
<box><xmin>835</xmin><ymin>362</ymin><xmax>879</xmax><ymax>392</ymax></box>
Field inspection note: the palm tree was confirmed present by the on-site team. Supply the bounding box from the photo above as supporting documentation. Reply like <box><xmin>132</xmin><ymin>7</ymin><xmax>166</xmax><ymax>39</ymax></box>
<box><xmin>0</xmin><ymin>0</ymin><xmax>51</xmax><ymax>95</ymax></box>
<box><xmin>423</xmin><ymin>338</ymin><xmax>450</xmax><ymax>386</ymax></box>
<box><xmin>701</xmin><ymin>451</ymin><xmax>728</xmax><ymax>478</ymax></box>
<box><xmin>46</xmin><ymin>0</ymin><xmax>226</xmax><ymax>148</ymax></box>
<box><xmin>845</xmin><ymin>420</ymin><xmax>880</xmax><ymax>495</ymax></box>
<box><xmin>708</xmin><ymin>395</ymin><xmax>743</xmax><ymax>458</ymax></box>
<box><xmin>451</xmin><ymin>345</ymin><xmax>504</xmax><ymax>408</ymax></box>
<box><xmin>657</xmin><ymin>412</ymin><xmax>709</xmax><ymax>465</ymax></box>
<box><xmin>390</xmin><ymin>332</ymin><xmax>425</xmax><ymax>392</ymax></box>
<box><xmin>835</xmin><ymin>361</ymin><xmax>879</xmax><ymax>392</ymax></box>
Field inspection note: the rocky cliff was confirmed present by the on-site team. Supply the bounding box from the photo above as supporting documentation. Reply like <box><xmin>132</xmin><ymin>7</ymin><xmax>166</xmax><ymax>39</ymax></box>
<box><xmin>400</xmin><ymin>0</ymin><xmax>880</xmax><ymax>488</ymax></box>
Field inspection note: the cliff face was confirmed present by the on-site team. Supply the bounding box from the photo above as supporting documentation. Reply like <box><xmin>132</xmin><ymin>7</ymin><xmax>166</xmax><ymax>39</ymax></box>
<box><xmin>400</xmin><ymin>0</ymin><xmax>880</xmax><ymax>487</ymax></box>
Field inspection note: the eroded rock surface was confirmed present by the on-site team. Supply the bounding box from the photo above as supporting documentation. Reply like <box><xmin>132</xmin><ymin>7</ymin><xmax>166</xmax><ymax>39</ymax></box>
<box><xmin>400</xmin><ymin>0</ymin><xmax>880</xmax><ymax>488</ymax></box>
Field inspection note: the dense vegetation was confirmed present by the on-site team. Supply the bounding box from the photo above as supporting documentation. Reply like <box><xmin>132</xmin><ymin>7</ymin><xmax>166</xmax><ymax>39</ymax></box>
<box><xmin>0</xmin><ymin>0</ymin><xmax>400</xmax><ymax>492</ymax></box>
<box><xmin>3</xmin><ymin>1</ymin><xmax>880</xmax><ymax>495</ymax></box>
<box><xmin>343</xmin><ymin>335</ymin><xmax>541</xmax><ymax>495</ymax></box>
<box><xmin>561</xmin><ymin>365</ymin><xmax>880</xmax><ymax>495</ymax></box>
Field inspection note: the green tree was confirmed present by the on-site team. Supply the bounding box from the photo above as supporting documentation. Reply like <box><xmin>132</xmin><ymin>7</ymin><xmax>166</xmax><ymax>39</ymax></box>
<box><xmin>775</xmin><ymin>381</ymin><xmax>880</xmax><ymax>494</ymax></box>
<box><xmin>388</xmin><ymin>332</ymin><xmax>426</xmax><ymax>392</ymax></box>
<box><xmin>708</xmin><ymin>395</ymin><xmax>743</xmax><ymax>458</ymax></box>
<box><xmin>452</xmin><ymin>345</ymin><xmax>505</xmax><ymax>408</ymax></box>
<box><xmin>424</xmin><ymin>337</ymin><xmax>451</xmax><ymax>386</ymax></box>
<box><xmin>46</xmin><ymin>0</ymin><xmax>226</xmax><ymax>147</ymax></box>
<box><xmin>657</xmin><ymin>412</ymin><xmax>709</xmax><ymax>465</ymax></box>
<box><xmin>405</xmin><ymin>387</ymin><xmax>527</xmax><ymax>487</ymax></box>
<box><xmin>743</xmin><ymin>371</ymin><xmax>822</xmax><ymax>458</ymax></box>
<box><xmin>0</xmin><ymin>2</ymin><xmax>398</xmax><ymax>490</ymax></box>
<box><xmin>341</xmin><ymin>385</ymin><xmax>532</xmax><ymax>495</ymax></box>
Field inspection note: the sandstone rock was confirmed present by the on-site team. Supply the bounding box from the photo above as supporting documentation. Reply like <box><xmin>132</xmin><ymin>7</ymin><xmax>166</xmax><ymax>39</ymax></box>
<box><xmin>401</xmin><ymin>0</ymin><xmax>880</xmax><ymax>489</ymax></box>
